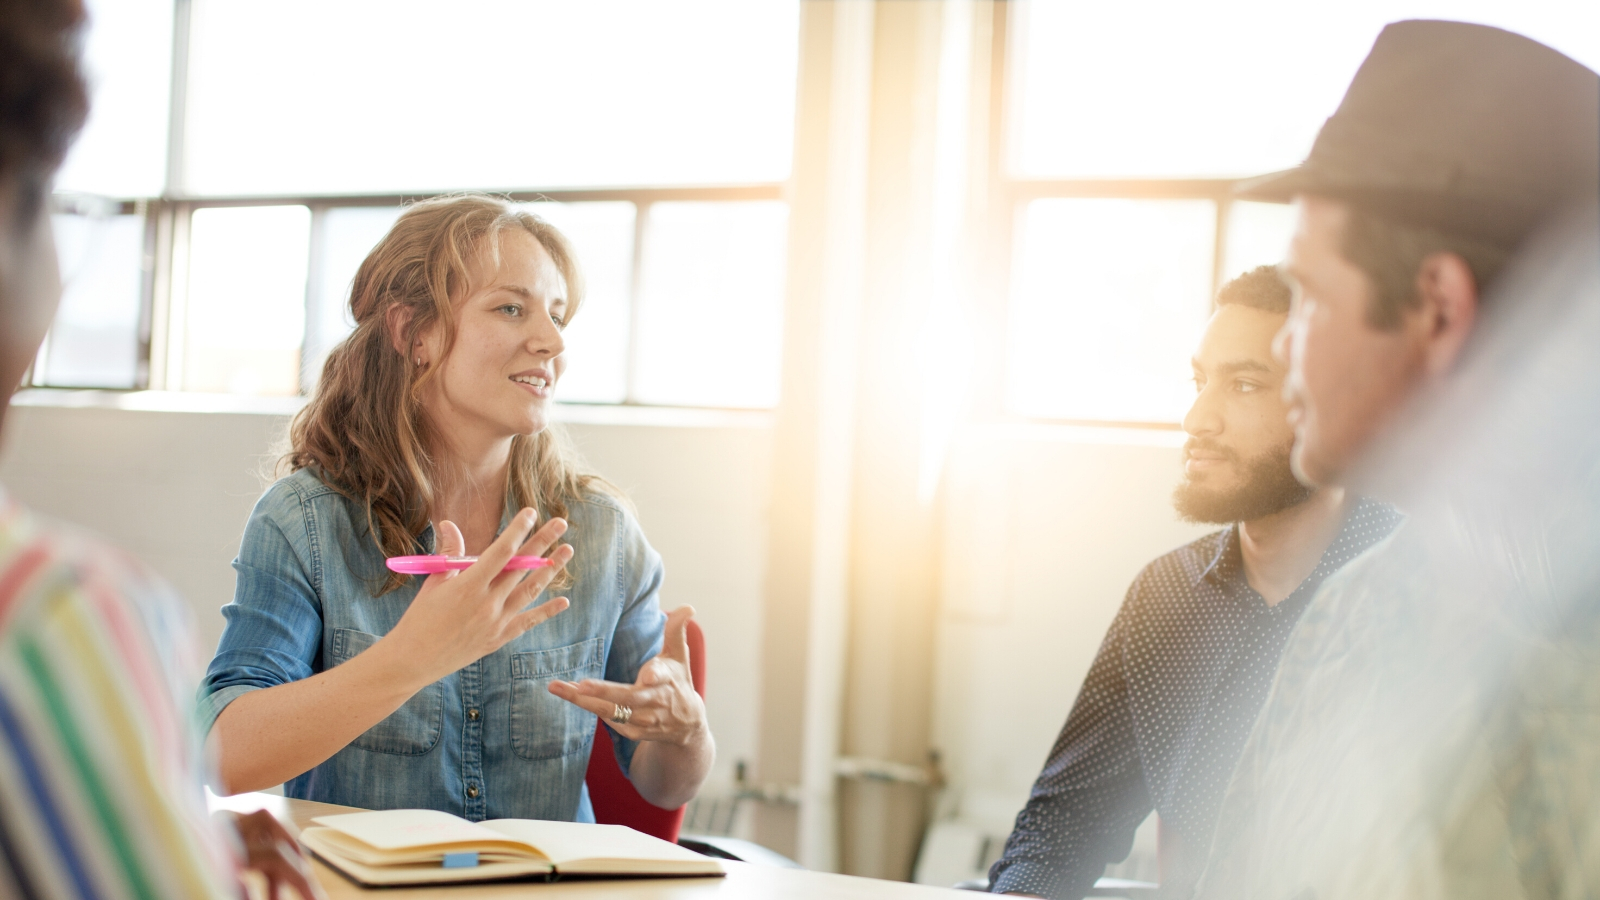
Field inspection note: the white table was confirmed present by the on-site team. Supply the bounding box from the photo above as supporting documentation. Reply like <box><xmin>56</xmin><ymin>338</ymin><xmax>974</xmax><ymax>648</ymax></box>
<box><xmin>210</xmin><ymin>792</ymin><xmax>968</xmax><ymax>900</ymax></box>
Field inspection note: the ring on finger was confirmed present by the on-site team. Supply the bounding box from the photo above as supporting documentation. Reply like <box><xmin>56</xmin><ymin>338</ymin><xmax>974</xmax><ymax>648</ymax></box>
<box><xmin>610</xmin><ymin>704</ymin><xmax>632</xmax><ymax>725</ymax></box>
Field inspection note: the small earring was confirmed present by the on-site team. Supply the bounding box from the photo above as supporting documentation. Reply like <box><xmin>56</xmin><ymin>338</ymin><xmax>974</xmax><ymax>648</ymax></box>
<box><xmin>414</xmin><ymin>357</ymin><xmax>424</xmax><ymax>367</ymax></box>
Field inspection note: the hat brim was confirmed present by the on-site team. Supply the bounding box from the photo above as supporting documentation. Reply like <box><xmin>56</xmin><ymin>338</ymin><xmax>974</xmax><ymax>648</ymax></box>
<box><xmin>1234</xmin><ymin>160</ymin><xmax>1556</xmax><ymax>247</ymax></box>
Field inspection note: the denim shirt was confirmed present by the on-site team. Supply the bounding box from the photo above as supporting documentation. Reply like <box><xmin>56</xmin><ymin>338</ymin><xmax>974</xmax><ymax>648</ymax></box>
<box><xmin>199</xmin><ymin>468</ymin><xmax>666</xmax><ymax>823</ymax></box>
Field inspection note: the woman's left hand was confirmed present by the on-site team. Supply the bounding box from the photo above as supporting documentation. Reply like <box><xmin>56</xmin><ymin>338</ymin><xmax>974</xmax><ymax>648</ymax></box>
<box><xmin>548</xmin><ymin>606</ymin><xmax>707</xmax><ymax>747</ymax></box>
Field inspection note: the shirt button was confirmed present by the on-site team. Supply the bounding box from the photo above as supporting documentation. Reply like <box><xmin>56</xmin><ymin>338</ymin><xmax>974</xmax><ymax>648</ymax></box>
<box><xmin>467</xmin><ymin>784</ymin><xmax>480</xmax><ymax>799</ymax></box>
<box><xmin>468</xmin><ymin>708</ymin><xmax>480</xmax><ymax>721</ymax></box>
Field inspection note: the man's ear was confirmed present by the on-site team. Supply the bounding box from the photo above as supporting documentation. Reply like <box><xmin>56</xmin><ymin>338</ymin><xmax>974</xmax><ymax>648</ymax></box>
<box><xmin>1411</xmin><ymin>251</ymin><xmax>1478</xmax><ymax>377</ymax></box>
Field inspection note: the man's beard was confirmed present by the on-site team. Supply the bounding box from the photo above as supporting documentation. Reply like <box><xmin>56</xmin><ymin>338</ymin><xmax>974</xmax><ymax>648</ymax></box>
<box><xmin>1173</xmin><ymin>441</ymin><xmax>1313</xmax><ymax>525</ymax></box>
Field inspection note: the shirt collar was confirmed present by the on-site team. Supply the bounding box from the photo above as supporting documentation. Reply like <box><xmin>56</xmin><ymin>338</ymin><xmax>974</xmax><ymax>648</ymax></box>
<box><xmin>1299</xmin><ymin>494</ymin><xmax>1404</xmax><ymax>582</ymax></box>
<box><xmin>1199</xmin><ymin>524</ymin><xmax>1243</xmax><ymax>588</ymax></box>
<box><xmin>1195</xmin><ymin>495</ymin><xmax>1403</xmax><ymax>592</ymax></box>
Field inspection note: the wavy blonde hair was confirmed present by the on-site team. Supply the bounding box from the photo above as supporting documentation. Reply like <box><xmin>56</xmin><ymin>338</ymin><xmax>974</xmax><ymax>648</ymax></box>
<box><xmin>286</xmin><ymin>193</ymin><xmax>605</xmax><ymax>595</ymax></box>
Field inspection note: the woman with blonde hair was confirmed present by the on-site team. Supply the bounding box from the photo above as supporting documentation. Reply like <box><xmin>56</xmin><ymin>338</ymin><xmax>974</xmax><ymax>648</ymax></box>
<box><xmin>201</xmin><ymin>194</ymin><xmax>712</xmax><ymax>822</ymax></box>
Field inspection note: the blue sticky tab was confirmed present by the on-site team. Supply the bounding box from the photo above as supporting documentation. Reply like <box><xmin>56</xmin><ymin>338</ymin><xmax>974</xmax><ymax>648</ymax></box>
<box><xmin>442</xmin><ymin>852</ymin><xmax>479</xmax><ymax>868</ymax></box>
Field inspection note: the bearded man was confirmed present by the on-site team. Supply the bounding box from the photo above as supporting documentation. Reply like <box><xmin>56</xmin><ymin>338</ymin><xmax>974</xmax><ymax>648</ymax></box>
<box><xmin>987</xmin><ymin>267</ymin><xmax>1400</xmax><ymax>900</ymax></box>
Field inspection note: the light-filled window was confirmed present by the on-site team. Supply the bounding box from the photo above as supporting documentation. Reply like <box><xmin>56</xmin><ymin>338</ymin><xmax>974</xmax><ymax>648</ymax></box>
<box><xmin>1000</xmin><ymin>0</ymin><xmax>1600</xmax><ymax>424</ymax></box>
<box><xmin>182</xmin><ymin>0</ymin><xmax>799</xmax><ymax>196</ymax></box>
<box><xmin>632</xmin><ymin>202</ymin><xmax>789</xmax><ymax>408</ymax></box>
<box><xmin>1007</xmin><ymin>200</ymin><xmax>1215</xmax><ymax>423</ymax></box>
<box><xmin>37</xmin><ymin>1</ymin><xmax>801</xmax><ymax>409</ymax></box>
<box><xmin>187</xmin><ymin>198</ymin><xmax>788</xmax><ymax>405</ymax></box>
<box><xmin>182</xmin><ymin>206</ymin><xmax>311</xmax><ymax>396</ymax></box>
<box><xmin>54</xmin><ymin>0</ymin><xmax>172</xmax><ymax>198</ymax></box>
<box><xmin>36</xmin><ymin>208</ymin><xmax>146</xmax><ymax>389</ymax></box>
<box><xmin>1009</xmin><ymin>0</ymin><xmax>1600</xmax><ymax>180</ymax></box>
<box><xmin>1224</xmin><ymin>202</ymin><xmax>1298</xmax><ymax>285</ymax></box>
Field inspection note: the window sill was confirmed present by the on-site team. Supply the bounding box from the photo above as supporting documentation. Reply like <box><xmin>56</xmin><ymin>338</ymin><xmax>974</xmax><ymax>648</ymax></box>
<box><xmin>971</xmin><ymin>419</ymin><xmax>1187</xmax><ymax>448</ymax></box>
<box><xmin>12</xmin><ymin>388</ymin><xmax>307</xmax><ymax>415</ymax></box>
<box><xmin>554</xmin><ymin>403</ymin><xmax>774</xmax><ymax>429</ymax></box>
<box><xmin>10</xmin><ymin>389</ymin><xmax>775</xmax><ymax>429</ymax></box>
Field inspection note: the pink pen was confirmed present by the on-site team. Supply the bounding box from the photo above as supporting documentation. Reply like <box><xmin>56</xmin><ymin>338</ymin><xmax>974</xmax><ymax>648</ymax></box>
<box><xmin>385</xmin><ymin>555</ymin><xmax>553</xmax><ymax>575</ymax></box>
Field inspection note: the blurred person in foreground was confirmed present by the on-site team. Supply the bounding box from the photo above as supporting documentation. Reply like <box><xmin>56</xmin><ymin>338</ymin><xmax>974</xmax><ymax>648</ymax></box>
<box><xmin>1193</xmin><ymin>20</ymin><xmax>1600</xmax><ymax>900</ymax></box>
<box><xmin>0</xmin><ymin>1</ymin><xmax>319</xmax><ymax>897</ymax></box>
<box><xmin>987</xmin><ymin>268</ymin><xmax>1400</xmax><ymax>899</ymax></box>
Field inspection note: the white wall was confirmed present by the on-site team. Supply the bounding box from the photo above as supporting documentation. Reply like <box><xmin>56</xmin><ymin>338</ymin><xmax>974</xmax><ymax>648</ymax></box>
<box><xmin>561</xmin><ymin>411</ymin><xmax>773</xmax><ymax>796</ymax></box>
<box><xmin>0</xmin><ymin>396</ymin><xmax>772</xmax><ymax>796</ymax></box>
<box><xmin>0</xmin><ymin>394</ymin><xmax>1210</xmax><ymax>864</ymax></box>
<box><xmin>0</xmin><ymin>401</ymin><xmax>289</xmax><ymax>641</ymax></box>
<box><xmin>932</xmin><ymin>425</ymin><xmax>1211</xmax><ymax>839</ymax></box>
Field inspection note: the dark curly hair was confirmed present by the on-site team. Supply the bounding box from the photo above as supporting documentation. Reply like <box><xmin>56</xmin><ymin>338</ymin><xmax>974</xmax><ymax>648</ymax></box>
<box><xmin>1216</xmin><ymin>264</ymin><xmax>1291</xmax><ymax>314</ymax></box>
<box><xmin>0</xmin><ymin>0</ymin><xmax>88</xmax><ymax>229</ymax></box>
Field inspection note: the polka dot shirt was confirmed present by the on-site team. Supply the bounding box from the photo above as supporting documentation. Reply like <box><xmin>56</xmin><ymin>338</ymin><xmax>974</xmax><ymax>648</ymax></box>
<box><xmin>988</xmin><ymin>497</ymin><xmax>1402</xmax><ymax>900</ymax></box>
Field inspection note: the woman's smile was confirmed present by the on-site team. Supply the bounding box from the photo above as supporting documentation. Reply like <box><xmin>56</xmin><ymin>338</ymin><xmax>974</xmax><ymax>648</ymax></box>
<box><xmin>511</xmin><ymin>367</ymin><xmax>554</xmax><ymax>398</ymax></box>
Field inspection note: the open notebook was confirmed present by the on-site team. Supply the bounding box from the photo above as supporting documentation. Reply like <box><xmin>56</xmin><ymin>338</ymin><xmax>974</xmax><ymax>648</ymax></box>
<box><xmin>299</xmin><ymin>809</ymin><xmax>726</xmax><ymax>886</ymax></box>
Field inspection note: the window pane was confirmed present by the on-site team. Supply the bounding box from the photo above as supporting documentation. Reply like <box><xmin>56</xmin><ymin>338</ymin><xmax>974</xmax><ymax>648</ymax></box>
<box><xmin>37</xmin><ymin>212</ymin><xmax>145</xmax><ymax>388</ymax></box>
<box><xmin>1223</xmin><ymin>201</ymin><xmax>1298</xmax><ymax>284</ymax></box>
<box><xmin>1006</xmin><ymin>199</ymin><xmax>1215</xmax><ymax>423</ymax></box>
<box><xmin>183</xmin><ymin>0</ymin><xmax>799</xmax><ymax>196</ymax></box>
<box><xmin>184</xmin><ymin>206</ymin><xmax>310</xmax><ymax>395</ymax></box>
<box><xmin>633</xmin><ymin>202</ymin><xmax>788</xmax><ymax>408</ymax></box>
<box><xmin>55</xmin><ymin>0</ymin><xmax>172</xmax><ymax>197</ymax></box>
<box><xmin>304</xmin><ymin>206</ymin><xmax>403</xmax><ymax>390</ymax></box>
<box><xmin>1011</xmin><ymin>0</ymin><xmax>1600</xmax><ymax>179</ymax></box>
<box><xmin>520</xmin><ymin>202</ymin><xmax>635</xmax><ymax>405</ymax></box>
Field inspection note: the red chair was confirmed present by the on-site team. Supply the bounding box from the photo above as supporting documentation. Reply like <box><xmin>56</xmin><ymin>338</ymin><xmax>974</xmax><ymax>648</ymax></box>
<box><xmin>585</xmin><ymin>618</ymin><xmax>706</xmax><ymax>842</ymax></box>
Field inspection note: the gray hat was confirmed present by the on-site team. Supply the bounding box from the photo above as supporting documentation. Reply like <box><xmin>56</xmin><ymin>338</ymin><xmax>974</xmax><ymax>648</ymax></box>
<box><xmin>1237</xmin><ymin>20</ymin><xmax>1599</xmax><ymax>248</ymax></box>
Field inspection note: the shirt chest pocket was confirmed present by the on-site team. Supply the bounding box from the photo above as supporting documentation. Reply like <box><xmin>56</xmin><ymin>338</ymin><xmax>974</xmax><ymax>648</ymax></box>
<box><xmin>509</xmin><ymin>637</ymin><xmax>606</xmax><ymax>761</ymax></box>
<box><xmin>331</xmin><ymin>628</ymin><xmax>444</xmax><ymax>757</ymax></box>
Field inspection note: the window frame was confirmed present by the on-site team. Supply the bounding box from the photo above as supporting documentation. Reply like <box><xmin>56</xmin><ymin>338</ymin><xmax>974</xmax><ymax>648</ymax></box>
<box><xmin>28</xmin><ymin>196</ymin><xmax>156</xmax><ymax>392</ymax></box>
<box><xmin>979</xmin><ymin>1</ymin><xmax>1275</xmax><ymax>430</ymax></box>
<box><xmin>34</xmin><ymin>1</ymin><xmax>794</xmax><ymax>410</ymax></box>
<box><xmin>133</xmin><ymin>185</ymin><xmax>786</xmax><ymax>406</ymax></box>
<box><xmin>37</xmin><ymin>188</ymin><xmax>787</xmax><ymax>406</ymax></box>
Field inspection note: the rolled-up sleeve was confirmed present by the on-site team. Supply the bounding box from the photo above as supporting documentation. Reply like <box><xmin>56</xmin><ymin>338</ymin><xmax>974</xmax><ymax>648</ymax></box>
<box><xmin>597</xmin><ymin>499</ymin><xmax>667</xmax><ymax>779</ymax></box>
<box><xmin>198</xmin><ymin>487</ymin><xmax>324</xmax><ymax>735</ymax></box>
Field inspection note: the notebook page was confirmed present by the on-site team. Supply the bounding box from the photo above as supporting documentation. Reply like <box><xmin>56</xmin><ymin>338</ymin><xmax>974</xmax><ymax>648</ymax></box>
<box><xmin>481</xmin><ymin>820</ymin><xmax>710</xmax><ymax>866</ymax></box>
<box><xmin>302</xmin><ymin>827</ymin><xmax>537</xmax><ymax>866</ymax></box>
<box><xmin>313</xmin><ymin>809</ymin><xmax>534</xmax><ymax>854</ymax></box>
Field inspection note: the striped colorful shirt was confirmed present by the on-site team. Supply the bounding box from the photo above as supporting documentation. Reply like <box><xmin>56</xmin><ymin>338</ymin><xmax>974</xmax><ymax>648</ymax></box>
<box><xmin>0</xmin><ymin>492</ymin><xmax>237</xmax><ymax>899</ymax></box>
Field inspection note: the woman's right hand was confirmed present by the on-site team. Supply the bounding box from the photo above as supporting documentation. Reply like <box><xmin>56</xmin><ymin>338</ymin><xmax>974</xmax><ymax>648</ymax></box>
<box><xmin>381</xmin><ymin>508</ymin><xmax>573</xmax><ymax>688</ymax></box>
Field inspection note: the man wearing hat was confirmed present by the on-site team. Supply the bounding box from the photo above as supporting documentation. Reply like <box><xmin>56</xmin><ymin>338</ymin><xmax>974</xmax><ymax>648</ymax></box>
<box><xmin>1192</xmin><ymin>20</ymin><xmax>1600</xmax><ymax>900</ymax></box>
